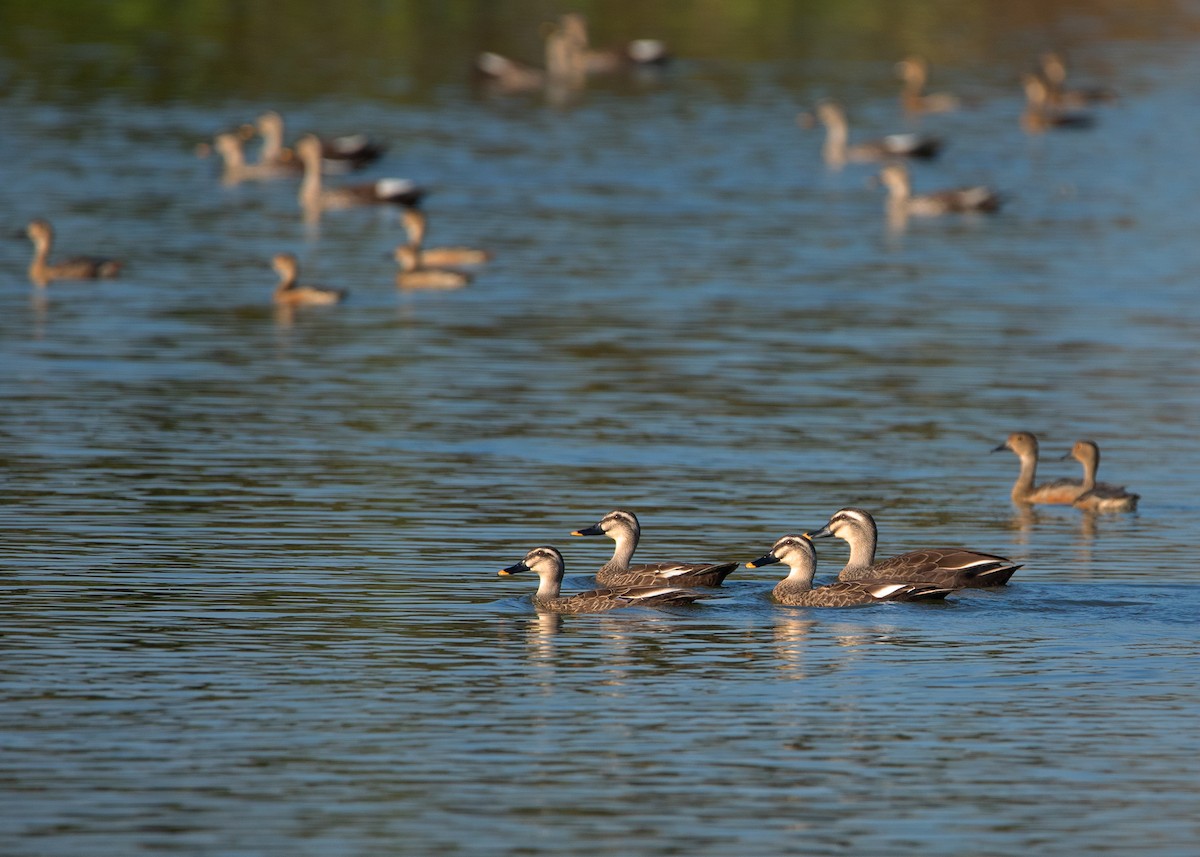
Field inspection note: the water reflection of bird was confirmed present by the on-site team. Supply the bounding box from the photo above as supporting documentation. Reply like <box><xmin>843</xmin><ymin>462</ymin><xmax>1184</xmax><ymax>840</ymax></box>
<box><xmin>1061</xmin><ymin>440</ymin><xmax>1139</xmax><ymax>512</ymax></box>
<box><xmin>271</xmin><ymin>253</ymin><xmax>345</xmax><ymax>306</ymax></box>
<box><xmin>747</xmin><ymin>534</ymin><xmax>957</xmax><ymax>606</ymax></box>
<box><xmin>297</xmin><ymin>135</ymin><xmax>425</xmax><ymax>215</ymax></box>
<box><xmin>896</xmin><ymin>56</ymin><xmax>960</xmax><ymax>114</ymax></box>
<box><xmin>571</xmin><ymin>509</ymin><xmax>739</xmax><ymax>588</ymax></box>
<box><xmin>26</xmin><ymin>219</ymin><xmax>122</xmax><ymax>287</ymax></box>
<box><xmin>498</xmin><ymin>545</ymin><xmax>709</xmax><ymax>613</ymax></box>
<box><xmin>880</xmin><ymin>163</ymin><xmax>1001</xmax><ymax>218</ymax></box>
<box><xmin>993</xmin><ymin>431</ymin><xmax>1085</xmax><ymax>504</ymax></box>
<box><xmin>816</xmin><ymin>101</ymin><xmax>942</xmax><ymax>169</ymax></box>
<box><xmin>807</xmin><ymin>508</ymin><xmax>1021</xmax><ymax>587</ymax></box>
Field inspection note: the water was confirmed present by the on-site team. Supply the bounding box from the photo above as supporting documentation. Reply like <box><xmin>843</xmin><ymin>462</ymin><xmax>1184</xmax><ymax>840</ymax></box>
<box><xmin>2</xmin><ymin>2</ymin><xmax>1200</xmax><ymax>854</ymax></box>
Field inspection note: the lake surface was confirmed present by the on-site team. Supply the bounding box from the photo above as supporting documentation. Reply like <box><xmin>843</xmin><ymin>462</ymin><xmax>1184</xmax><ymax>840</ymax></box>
<box><xmin>2</xmin><ymin>2</ymin><xmax>1199</xmax><ymax>854</ymax></box>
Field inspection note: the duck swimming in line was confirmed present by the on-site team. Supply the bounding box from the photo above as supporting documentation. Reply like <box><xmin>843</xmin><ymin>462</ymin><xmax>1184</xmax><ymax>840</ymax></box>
<box><xmin>880</xmin><ymin>163</ymin><xmax>1001</xmax><ymax>217</ymax></box>
<box><xmin>747</xmin><ymin>534</ymin><xmax>957</xmax><ymax>607</ymax></box>
<box><xmin>393</xmin><ymin>245</ymin><xmax>472</xmax><ymax>290</ymax></box>
<box><xmin>499</xmin><ymin>546</ymin><xmax>709</xmax><ymax>613</ymax></box>
<box><xmin>1062</xmin><ymin>440</ymin><xmax>1139</xmax><ymax>513</ymax></box>
<box><xmin>816</xmin><ymin>100</ymin><xmax>942</xmax><ymax>169</ymax></box>
<box><xmin>993</xmin><ymin>431</ymin><xmax>1085</xmax><ymax>504</ymax></box>
<box><xmin>399</xmin><ymin>209</ymin><xmax>492</xmax><ymax>268</ymax></box>
<box><xmin>271</xmin><ymin>253</ymin><xmax>345</xmax><ymax>306</ymax></box>
<box><xmin>806</xmin><ymin>508</ymin><xmax>1020</xmax><ymax>587</ymax></box>
<box><xmin>297</xmin><ymin>135</ymin><xmax>425</xmax><ymax>215</ymax></box>
<box><xmin>571</xmin><ymin>509</ymin><xmax>739</xmax><ymax>588</ymax></box>
<box><xmin>26</xmin><ymin>219</ymin><xmax>122</xmax><ymax>287</ymax></box>
<box><xmin>896</xmin><ymin>56</ymin><xmax>961</xmax><ymax>114</ymax></box>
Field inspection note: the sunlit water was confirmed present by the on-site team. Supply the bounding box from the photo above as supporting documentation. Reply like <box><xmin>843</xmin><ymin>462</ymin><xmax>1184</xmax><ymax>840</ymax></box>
<box><xmin>2</xmin><ymin>4</ymin><xmax>1200</xmax><ymax>855</ymax></box>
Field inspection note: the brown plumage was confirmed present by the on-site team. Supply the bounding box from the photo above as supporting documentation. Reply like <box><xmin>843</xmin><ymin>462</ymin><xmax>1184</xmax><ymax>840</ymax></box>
<box><xmin>816</xmin><ymin>101</ymin><xmax>942</xmax><ymax>169</ymax></box>
<box><xmin>213</xmin><ymin>132</ymin><xmax>294</xmax><ymax>183</ymax></box>
<box><xmin>881</xmin><ymin>164</ymin><xmax>1001</xmax><ymax>217</ymax></box>
<box><xmin>1020</xmin><ymin>74</ymin><xmax>1095</xmax><ymax>134</ymax></box>
<box><xmin>498</xmin><ymin>546</ymin><xmax>709</xmax><ymax>614</ymax></box>
<box><xmin>994</xmin><ymin>431</ymin><xmax>1085</xmax><ymax>504</ymax></box>
<box><xmin>399</xmin><ymin>210</ymin><xmax>491</xmax><ymax>268</ymax></box>
<box><xmin>806</xmin><ymin>508</ymin><xmax>1020</xmax><ymax>588</ymax></box>
<box><xmin>896</xmin><ymin>56</ymin><xmax>961</xmax><ymax>114</ymax></box>
<box><xmin>297</xmin><ymin>135</ymin><xmax>425</xmax><ymax>214</ymax></box>
<box><xmin>1039</xmin><ymin>53</ymin><xmax>1116</xmax><ymax>109</ymax></box>
<box><xmin>393</xmin><ymin>246</ymin><xmax>472</xmax><ymax>290</ymax></box>
<box><xmin>748</xmin><ymin>534</ymin><xmax>957</xmax><ymax>607</ymax></box>
<box><xmin>255</xmin><ymin>111</ymin><xmax>383</xmax><ymax>174</ymax></box>
<box><xmin>571</xmin><ymin>509</ymin><xmax>739</xmax><ymax>588</ymax></box>
<box><xmin>26</xmin><ymin>219</ymin><xmax>122</xmax><ymax>287</ymax></box>
<box><xmin>1062</xmin><ymin>440</ymin><xmax>1139</xmax><ymax>513</ymax></box>
<box><xmin>271</xmin><ymin>253</ymin><xmax>344</xmax><ymax>306</ymax></box>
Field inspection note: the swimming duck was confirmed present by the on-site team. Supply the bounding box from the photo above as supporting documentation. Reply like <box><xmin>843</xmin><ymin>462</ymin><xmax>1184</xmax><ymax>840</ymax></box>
<box><xmin>880</xmin><ymin>163</ymin><xmax>1001</xmax><ymax>217</ymax></box>
<box><xmin>26</xmin><ymin>219</ymin><xmax>122</xmax><ymax>287</ymax></box>
<box><xmin>993</xmin><ymin>431</ymin><xmax>1085</xmax><ymax>504</ymax></box>
<box><xmin>1061</xmin><ymin>440</ymin><xmax>1140</xmax><ymax>512</ymax></box>
<box><xmin>255</xmin><ymin>111</ymin><xmax>384</xmax><ymax>174</ymax></box>
<box><xmin>213</xmin><ymin>132</ymin><xmax>294</xmax><ymax>183</ymax></box>
<box><xmin>271</xmin><ymin>253</ymin><xmax>345</xmax><ymax>306</ymax></box>
<box><xmin>806</xmin><ymin>508</ymin><xmax>1020</xmax><ymax>587</ymax></box>
<box><xmin>747</xmin><ymin>534</ymin><xmax>957</xmax><ymax>607</ymax></box>
<box><xmin>816</xmin><ymin>101</ymin><xmax>942</xmax><ymax>168</ymax></box>
<box><xmin>399</xmin><ymin>210</ymin><xmax>492</xmax><ymax>268</ymax></box>
<box><xmin>896</xmin><ymin>56</ymin><xmax>961</xmax><ymax>114</ymax></box>
<box><xmin>557</xmin><ymin>13</ymin><xmax>669</xmax><ymax>75</ymax></box>
<box><xmin>393</xmin><ymin>245</ymin><xmax>472</xmax><ymax>290</ymax></box>
<box><xmin>571</xmin><ymin>509</ymin><xmax>739</xmax><ymax>588</ymax></box>
<box><xmin>1020</xmin><ymin>74</ymin><xmax>1095</xmax><ymax>133</ymax></box>
<box><xmin>297</xmin><ymin>135</ymin><xmax>425</xmax><ymax>214</ymax></box>
<box><xmin>499</xmin><ymin>546</ymin><xmax>709</xmax><ymax>614</ymax></box>
<box><xmin>474</xmin><ymin>51</ymin><xmax>548</xmax><ymax>93</ymax></box>
<box><xmin>1039</xmin><ymin>53</ymin><xmax>1116</xmax><ymax>108</ymax></box>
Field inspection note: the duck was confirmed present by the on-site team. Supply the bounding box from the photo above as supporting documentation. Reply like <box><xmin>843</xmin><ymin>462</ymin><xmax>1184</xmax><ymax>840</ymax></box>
<box><xmin>297</xmin><ymin>135</ymin><xmax>425</xmax><ymax>215</ymax></box>
<box><xmin>213</xmin><ymin>132</ymin><xmax>293</xmax><ymax>183</ymax></box>
<box><xmin>747</xmin><ymin>534</ymin><xmax>957</xmax><ymax>607</ymax></box>
<box><xmin>1061</xmin><ymin>440</ymin><xmax>1140</xmax><ymax>512</ymax></box>
<box><xmin>993</xmin><ymin>431</ymin><xmax>1085</xmax><ymax>504</ymax></box>
<box><xmin>474</xmin><ymin>51</ymin><xmax>548</xmax><ymax>94</ymax></box>
<box><xmin>815</xmin><ymin>101</ymin><xmax>942</xmax><ymax>169</ymax></box>
<box><xmin>254</xmin><ymin>111</ymin><xmax>384</xmax><ymax>174</ymax></box>
<box><xmin>896</xmin><ymin>56</ymin><xmax>960</xmax><ymax>114</ymax></box>
<box><xmin>806</xmin><ymin>508</ymin><xmax>1021</xmax><ymax>587</ymax></box>
<box><xmin>880</xmin><ymin>163</ymin><xmax>1001</xmax><ymax>217</ymax></box>
<box><xmin>556</xmin><ymin>13</ymin><xmax>669</xmax><ymax>75</ymax></box>
<box><xmin>499</xmin><ymin>546</ymin><xmax>709</xmax><ymax>614</ymax></box>
<box><xmin>399</xmin><ymin>210</ymin><xmax>491</xmax><ymax>268</ymax></box>
<box><xmin>271</xmin><ymin>253</ymin><xmax>345</xmax><ymax>306</ymax></box>
<box><xmin>26</xmin><ymin>219</ymin><xmax>122</xmax><ymax>287</ymax></box>
<box><xmin>570</xmin><ymin>509</ymin><xmax>739</xmax><ymax>588</ymax></box>
<box><xmin>1039</xmin><ymin>52</ymin><xmax>1116</xmax><ymax>108</ymax></box>
<box><xmin>393</xmin><ymin>245</ymin><xmax>472</xmax><ymax>290</ymax></box>
<box><xmin>1020</xmin><ymin>74</ymin><xmax>1095</xmax><ymax>133</ymax></box>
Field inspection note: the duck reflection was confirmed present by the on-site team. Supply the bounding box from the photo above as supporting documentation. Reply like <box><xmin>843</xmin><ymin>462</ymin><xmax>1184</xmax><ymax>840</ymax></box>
<box><xmin>771</xmin><ymin>613</ymin><xmax>817</xmax><ymax>678</ymax></box>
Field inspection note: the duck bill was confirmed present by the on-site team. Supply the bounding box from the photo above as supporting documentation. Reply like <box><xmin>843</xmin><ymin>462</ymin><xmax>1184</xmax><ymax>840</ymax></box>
<box><xmin>1058</xmin><ymin>450</ymin><xmax>1074</xmax><ymax>460</ymax></box>
<box><xmin>806</xmin><ymin>523</ymin><xmax>835</xmax><ymax>539</ymax></box>
<box><xmin>498</xmin><ymin>560</ymin><xmax>530</xmax><ymax>576</ymax></box>
<box><xmin>745</xmin><ymin>552</ymin><xmax>780</xmax><ymax>570</ymax></box>
<box><xmin>991</xmin><ymin>442</ymin><xmax>1010</xmax><ymax>453</ymax></box>
<box><xmin>571</xmin><ymin>523</ymin><xmax>604</xmax><ymax>537</ymax></box>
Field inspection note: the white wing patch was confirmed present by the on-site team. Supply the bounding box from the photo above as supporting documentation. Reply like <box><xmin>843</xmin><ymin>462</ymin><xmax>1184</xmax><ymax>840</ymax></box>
<box><xmin>868</xmin><ymin>583</ymin><xmax>907</xmax><ymax>599</ymax></box>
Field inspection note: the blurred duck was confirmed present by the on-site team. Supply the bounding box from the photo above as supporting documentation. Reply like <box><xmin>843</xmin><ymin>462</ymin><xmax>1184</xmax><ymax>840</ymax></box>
<box><xmin>1020</xmin><ymin>74</ymin><xmax>1095</xmax><ymax>133</ymax></box>
<box><xmin>254</xmin><ymin>111</ymin><xmax>384</xmax><ymax>174</ymax></box>
<box><xmin>747</xmin><ymin>534</ymin><xmax>957</xmax><ymax>607</ymax></box>
<box><xmin>394</xmin><ymin>245</ymin><xmax>471</xmax><ymax>290</ymax></box>
<box><xmin>896</xmin><ymin>56</ymin><xmax>960</xmax><ymax>114</ymax></box>
<box><xmin>26</xmin><ymin>219</ymin><xmax>122</xmax><ymax>287</ymax></box>
<box><xmin>816</xmin><ymin>101</ymin><xmax>942</xmax><ymax>168</ymax></box>
<box><xmin>557</xmin><ymin>12</ymin><xmax>669</xmax><ymax>75</ymax></box>
<box><xmin>880</xmin><ymin>163</ymin><xmax>1001</xmax><ymax>217</ymax></box>
<box><xmin>807</xmin><ymin>508</ymin><xmax>1021</xmax><ymax>587</ymax></box>
<box><xmin>297</xmin><ymin>135</ymin><xmax>425</xmax><ymax>214</ymax></box>
<box><xmin>571</xmin><ymin>509</ymin><xmax>739</xmax><ymax>588</ymax></box>
<box><xmin>498</xmin><ymin>546</ymin><xmax>709</xmax><ymax>614</ymax></box>
<box><xmin>213</xmin><ymin>132</ymin><xmax>293</xmax><ymax>184</ymax></box>
<box><xmin>474</xmin><ymin>51</ymin><xmax>548</xmax><ymax>94</ymax></box>
<box><xmin>1040</xmin><ymin>53</ymin><xmax>1116</xmax><ymax>108</ymax></box>
<box><xmin>1061</xmin><ymin>440</ymin><xmax>1139</xmax><ymax>512</ymax></box>
<box><xmin>399</xmin><ymin>210</ymin><xmax>491</xmax><ymax>268</ymax></box>
<box><xmin>271</xmin><ymin>253</ymin><xmax>345</xmax><ymax>306</ymax></box>
<box><xmin>993</xmin><ymin>431</ymin><xmax>1084</xmax><ymax>504</ymax></box>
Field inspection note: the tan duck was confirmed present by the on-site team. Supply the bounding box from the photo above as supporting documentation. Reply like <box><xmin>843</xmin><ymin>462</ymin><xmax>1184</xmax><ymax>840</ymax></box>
<box><xmin>399</xmin><ymin>210</ymin><xmax>491</xmax><ymax>269</ymax></box>
<box><xmin>748</xmin><ymin>534</ymin><xmax>957</xmax><ymax>607</ymax></box>
<box><xmin>896</xmin><ymin>56</ymin><xmax>960</xmax><ymax>114</ymax></box>
<box><xmin>297</xmin><ymin>135</ymin><xmax>425</xmax><ymax>215</ymax></box>
<box><xmin>255</xmin><ymin>111</ymin><xmax>383</xmax><ymax>174</ymax></box>
<box><xmin>499</xmin><ymin>546</ymin><xmax>709</xmax><ymax>614</ymax></box>
<box><xmin>807</xmin><ymin>508</ymin><xmax>1021</xmax><ymax>587</ymax></box>
<box><xmin>26</xmin><ymin>219</ymin><xmax>122</xmax><ymax>287</ymax></box>
<box><xmin>881</xmin><ymin>163</ymin><xmax>1001</xmax><ymax>217</ymax></box>
<box><xmin>993</xmin><ymin>431</ymin><xmax>1085</xmax><ymax>504</ymax></box>
<box><xmin>394</xmin><ymin>246</ymin><xmax>471</xmax><ymax>290</ymax></box>
<box><xmin>1020</xmin><ymin>74</ymin><xmax>1095</xmax><ymax>134</ymax></box>
<box><xmin>816</xmin><ymin>101</ymin><xmax>941</xmax><ymax>168</ymax></box>
<box><xmin>213</xmin><ymin>132</ymin><xmax>294</xmax><ymax>184</ymax></box>
<box><xmin>557</xmin><ymin>13</ymin><xmax>669</xmax><ymax>75</ymax></box>
<box><xmin>570</xmin><ymin>509</ymin><xmax>738</xmax><ymax>588</ymax></box>
<box><xmin>271</xmin><ymin>253</ymin><xmax>345</xmax><ymax>306</ymax></box>
<box><xmin>1040</xmin><ymin>53</ymin><xmax>1116</xmax><ymax>108</ymax></box>
<box><xmin>1062</xmin><ymin>440</ymin><xmax>1139</xmax><ymax>512</ymax></box>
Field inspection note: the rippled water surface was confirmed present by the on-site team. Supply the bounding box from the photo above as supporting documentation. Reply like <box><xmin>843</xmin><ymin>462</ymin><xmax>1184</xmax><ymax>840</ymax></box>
<box><xmin>3</xmin><ymin>2</ymin><xmax>1200</xmax><ymax>855</ymax></box>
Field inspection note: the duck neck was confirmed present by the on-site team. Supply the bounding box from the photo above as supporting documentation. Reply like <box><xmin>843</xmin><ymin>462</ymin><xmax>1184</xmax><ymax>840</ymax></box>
<box><xmin>1078</xmin><ymin>452</ymin><xmax>1098</xmax><ymax>492</ymax></box>
<box><xmin>260</xmin><ymin>122</ymin><xmax>284</xmax><ymax>165</ymax></box>
<box><xmin>29</xmin><ymin>236</ymin><xmax>50</xmax><ymax>285</ymax></box>
<box><xmin>604</xmin><ymin>529</ymin><xmax>639</xmax><ymax>573</ymax></box>
<box><xmin>822</xmin><ymin>123</ymin><xmax>847</xmax><ymax>166</ymax></box>
<box><xmin>534</xmin><ymin>572</ymin><xmax>563</xmax><ymax>600</ymax></box>
<box><xmin>782</xmin><ymin>560</ymin><xmax>816</xmax><ymax>591</ymax></box>
<box><xmin>299</xmin><ymin>152</ymin><xmax>322</xmax><ymax>208</ymax></box>
<box><xmin>1012</xmin><ymin>451</ymin><xmax>1039</xmax><ymax>501</ymax></box>
<box><xmin>842</xmin><ymin>527</ymin><xmax>877</xmax><ymax>573</ymax></box>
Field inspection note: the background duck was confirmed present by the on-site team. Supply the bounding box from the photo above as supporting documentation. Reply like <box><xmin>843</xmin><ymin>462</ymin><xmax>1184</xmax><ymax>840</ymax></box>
<box><xmin>557</xmin><ymin>13</ymin><xmax>669</xmax><ymax>76</ymax></box>
<box><xmin>498</xmin><ymin>546</ymin><xmax>708</xmax><ymax>613</ymax></box>
<box><xmin>254</xmin><ymin>111</ymin><xmax>383</xmax><ymax>174</ymax></box>
<box><xmin>880</xmin><ymin>163</ymin><xmax>1001</xmax><ymax>217</ymax></box>
<box><xmin>571</xmin><ymin>509</ymin><xmax>739</xmax><ymax>588</ymax></box>
<box><xmin>1020</xmin><ymin>74</ymin><xmax>1095</xmax><ymax>133</ymax></box>
<box><xmin>994</xmin><ymin>431</ymin><xmax>1085</xmax><ymax>504</ymax></box>
<box><xmin>213</xmin><ymin>132</ymin><xmax>293</xmax><ymax>184</ymax></box>
<box><xmin>747</xmin><ymin>534</ymin><xmax>957</xmax><ymax>607</ymax></box>
<box><xmin>816</xmin><ymin>100</ymin><xmax>942</xmax><ymax>169</ymax></box>
<box><xmin>807</xmin><ymin>508</ymin><xmax>1021</xmax><ymax>587</ymax></box>
<box><xmin>399</xmin><ymin>209</ymin><xmax>491</xmax><ymax>268</ymax></box>
<box><xmin>1039</xmin><ymin>52</ymin><xmax>1116</xmax><ymax>108</ymax></box>
<box><xmin>271</xmin><ymin>253</ymin><xmax>345</xmax><ymax>306</ymax></box>
<box><xmin>1062</xmin><ymin>440</ymin><xmax>1140</xmax><ymax>512</ymax></box>
<box><xmin>896</xmin><ymin>56</ymin><xmax>960</xmax><ymax>114</ymax></box>
<box><xmin>394</xmin><ymin>245</ymin><xmax>472</xmax><ymax>290</ymax></box>
<box><xmin>26</xmin><ymin>218</ymin><xmax>122</xmax><ymax>287</ymax></box>
<box><xmin>297</xmin><ymin>135</ymin><xmax>425</xmax><ymax>215</ymax></box>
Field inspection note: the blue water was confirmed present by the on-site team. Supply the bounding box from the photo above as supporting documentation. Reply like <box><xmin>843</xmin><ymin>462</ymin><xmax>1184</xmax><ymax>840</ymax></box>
<box><xmin>2</xmin><ymin>3</ymin><xmax>1200</xmax><ymax>855</ymax></box>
